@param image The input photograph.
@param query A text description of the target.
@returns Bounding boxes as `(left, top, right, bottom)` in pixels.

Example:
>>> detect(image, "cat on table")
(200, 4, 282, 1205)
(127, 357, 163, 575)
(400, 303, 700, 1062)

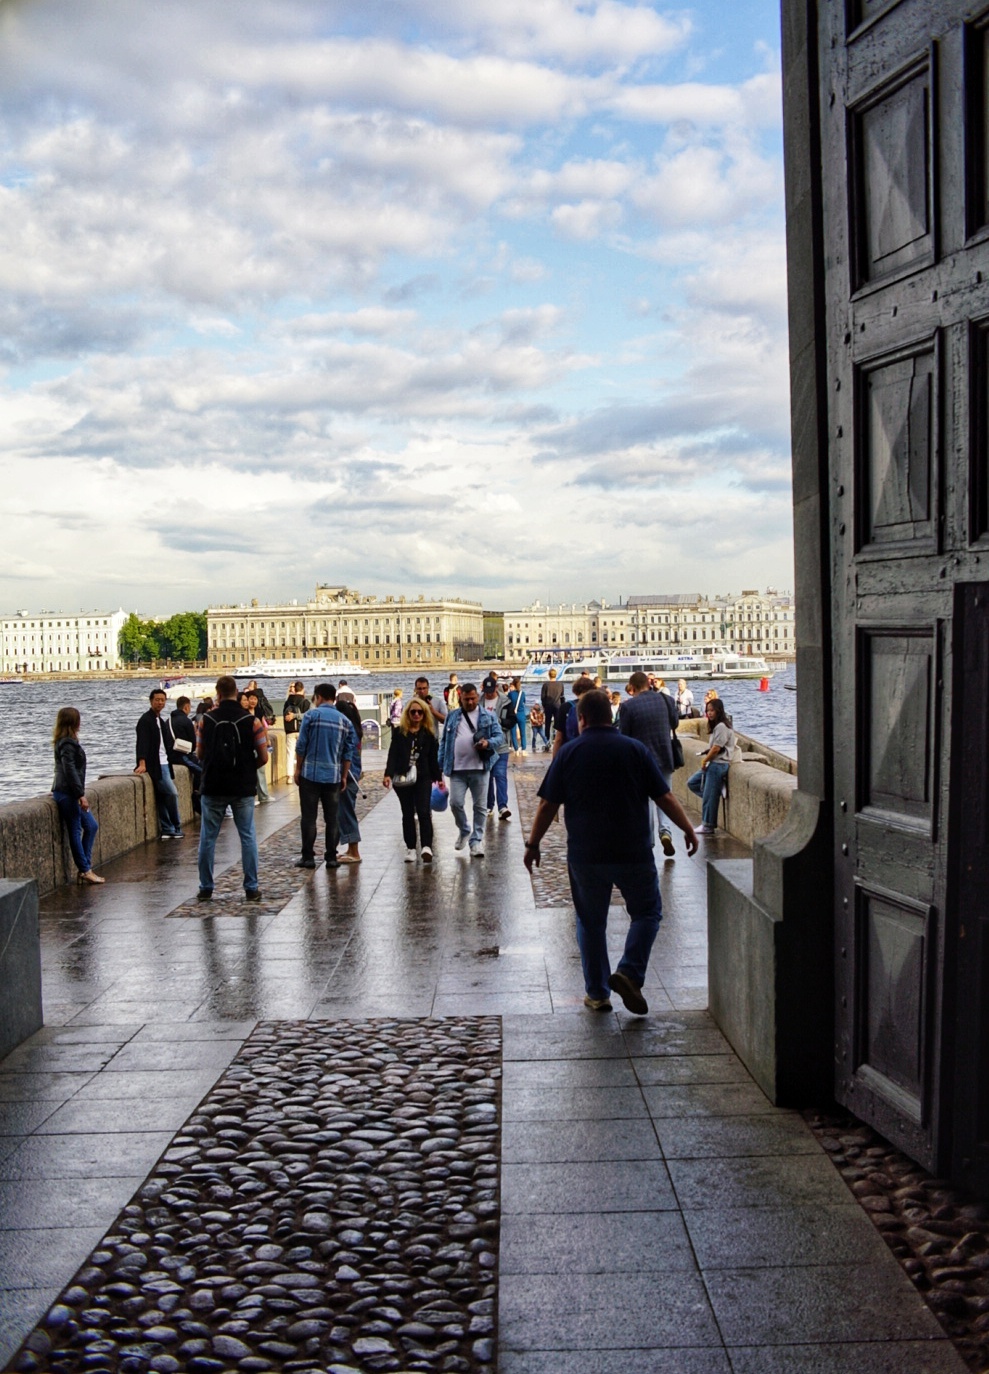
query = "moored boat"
(241, 656, 370, 679)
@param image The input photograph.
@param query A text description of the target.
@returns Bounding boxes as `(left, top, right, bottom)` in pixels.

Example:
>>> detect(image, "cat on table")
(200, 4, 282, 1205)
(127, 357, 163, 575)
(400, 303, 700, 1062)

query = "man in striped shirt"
(293, 683, 359, 870)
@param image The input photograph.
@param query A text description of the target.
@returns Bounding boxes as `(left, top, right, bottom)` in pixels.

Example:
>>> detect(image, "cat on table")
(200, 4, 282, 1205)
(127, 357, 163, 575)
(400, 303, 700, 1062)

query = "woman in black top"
(51, 706, 105, 884)
(383, 698, 442, 863)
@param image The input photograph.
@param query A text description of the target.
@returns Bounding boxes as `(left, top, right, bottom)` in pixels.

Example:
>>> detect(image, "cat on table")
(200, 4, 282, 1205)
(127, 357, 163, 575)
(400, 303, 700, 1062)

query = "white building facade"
(1, 609, 130, 674)
(207, 585, 485, 670)
(505, 590, 795, 658)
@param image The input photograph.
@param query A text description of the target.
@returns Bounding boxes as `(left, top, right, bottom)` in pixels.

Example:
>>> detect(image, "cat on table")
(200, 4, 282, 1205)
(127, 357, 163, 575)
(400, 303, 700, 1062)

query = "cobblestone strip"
(805, 1109, 989, 1372)
(169, 778, 387, 919)
(511, 755, 627, 910)
(12, 1017, 501, 1374)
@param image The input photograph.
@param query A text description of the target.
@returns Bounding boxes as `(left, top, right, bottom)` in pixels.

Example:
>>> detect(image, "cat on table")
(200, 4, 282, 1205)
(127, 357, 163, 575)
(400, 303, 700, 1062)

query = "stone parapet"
(0, 727, 290, 899)
(0, 880, 42, 1058)
(671, 730, 797, 849)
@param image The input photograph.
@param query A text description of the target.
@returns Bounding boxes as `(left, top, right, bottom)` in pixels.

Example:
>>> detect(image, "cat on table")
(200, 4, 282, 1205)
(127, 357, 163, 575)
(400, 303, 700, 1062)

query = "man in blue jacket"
(293, 683, 359, 870)
(436, 682, 504, 858)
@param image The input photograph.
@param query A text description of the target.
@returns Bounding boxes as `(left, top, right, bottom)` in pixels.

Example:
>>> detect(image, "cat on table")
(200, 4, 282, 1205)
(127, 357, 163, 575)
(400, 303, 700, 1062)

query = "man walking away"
(135, 689, 184, 839)
(619, 670, 680, 858)
(293, 684, 358, 870)
(195, 676, 268, 901)
(540, 668, 564, 747)
(524, 690, 697, 1014)
(436, 682, 504, 858)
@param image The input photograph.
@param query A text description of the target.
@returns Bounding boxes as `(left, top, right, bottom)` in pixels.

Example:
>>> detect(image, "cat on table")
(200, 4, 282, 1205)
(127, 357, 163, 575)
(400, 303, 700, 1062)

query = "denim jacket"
(437, 706, 504, 775)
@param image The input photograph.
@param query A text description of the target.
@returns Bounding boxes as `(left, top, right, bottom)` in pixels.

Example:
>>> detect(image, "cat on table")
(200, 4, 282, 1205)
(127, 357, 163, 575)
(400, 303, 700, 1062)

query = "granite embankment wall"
(0, 729, 290, 898)
(673, 719, 797, 847)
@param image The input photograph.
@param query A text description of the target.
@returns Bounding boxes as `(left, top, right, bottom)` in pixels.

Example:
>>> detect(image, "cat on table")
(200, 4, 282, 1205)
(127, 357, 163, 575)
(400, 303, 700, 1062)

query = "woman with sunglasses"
(383, 696, 443, 862)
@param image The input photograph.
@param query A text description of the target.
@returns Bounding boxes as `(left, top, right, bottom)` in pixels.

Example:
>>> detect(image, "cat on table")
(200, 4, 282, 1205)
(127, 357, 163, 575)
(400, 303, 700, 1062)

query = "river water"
(0, 663, 797, 805)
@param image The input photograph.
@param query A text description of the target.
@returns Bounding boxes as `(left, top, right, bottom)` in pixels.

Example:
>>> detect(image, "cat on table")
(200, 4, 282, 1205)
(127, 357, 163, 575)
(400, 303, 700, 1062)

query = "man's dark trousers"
(299, 778, 340, 862)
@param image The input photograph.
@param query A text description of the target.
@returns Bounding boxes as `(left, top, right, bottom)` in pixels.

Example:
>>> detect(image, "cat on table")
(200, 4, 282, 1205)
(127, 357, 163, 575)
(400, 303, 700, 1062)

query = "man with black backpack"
(195, 675, 269, 902)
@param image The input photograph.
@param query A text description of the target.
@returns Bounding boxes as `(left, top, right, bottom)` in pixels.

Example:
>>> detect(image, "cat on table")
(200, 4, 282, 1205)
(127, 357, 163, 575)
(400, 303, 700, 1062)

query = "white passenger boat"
(603, 653, 706, 683)
(520, 654, 609, 686)
(241, 656, 370, 679)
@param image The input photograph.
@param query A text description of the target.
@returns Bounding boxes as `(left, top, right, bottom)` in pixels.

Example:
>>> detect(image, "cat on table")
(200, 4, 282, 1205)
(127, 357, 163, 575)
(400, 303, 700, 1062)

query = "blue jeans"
(198, 795, 259, 893)
(567, 857, 662, 1000)
(338, 773, 361, 846)
(688, 761, 729, 828)
(52, 791, 98, 873)
(153, 769, 182, 835)
(529, 723, 549, 752)
(510, 719, 527, 750)
(449, 771, 488, 846)
(486, 752, 509, 810)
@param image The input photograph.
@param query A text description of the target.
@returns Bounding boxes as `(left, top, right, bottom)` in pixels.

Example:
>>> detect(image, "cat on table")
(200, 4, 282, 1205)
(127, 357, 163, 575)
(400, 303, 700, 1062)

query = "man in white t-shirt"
(436, 683, 505, 857)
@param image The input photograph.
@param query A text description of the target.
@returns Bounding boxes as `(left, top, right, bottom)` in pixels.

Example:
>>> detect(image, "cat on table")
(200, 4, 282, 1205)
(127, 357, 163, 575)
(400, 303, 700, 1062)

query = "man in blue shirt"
(524, 689, 697, 1014)
(293, 683, 359, 870)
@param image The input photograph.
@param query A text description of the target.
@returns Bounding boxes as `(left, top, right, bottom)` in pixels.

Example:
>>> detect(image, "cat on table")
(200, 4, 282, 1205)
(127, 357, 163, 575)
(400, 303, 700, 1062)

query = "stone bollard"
(0, 879, 43, 1058)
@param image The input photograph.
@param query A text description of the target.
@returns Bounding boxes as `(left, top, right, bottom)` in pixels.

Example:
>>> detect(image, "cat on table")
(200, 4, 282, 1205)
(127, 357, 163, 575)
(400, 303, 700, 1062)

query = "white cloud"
(551, 199, 624, 240)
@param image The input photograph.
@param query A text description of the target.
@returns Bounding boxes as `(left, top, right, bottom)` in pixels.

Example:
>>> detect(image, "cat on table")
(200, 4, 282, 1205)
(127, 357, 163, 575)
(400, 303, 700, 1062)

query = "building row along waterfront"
(1, 609, 129, 674)
(206, 585, 485, 669)
(504, 589, 795, 658)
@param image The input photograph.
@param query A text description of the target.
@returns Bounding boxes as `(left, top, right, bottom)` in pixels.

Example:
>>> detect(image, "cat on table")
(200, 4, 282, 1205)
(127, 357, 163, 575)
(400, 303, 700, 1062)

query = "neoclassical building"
(504, 590, 795, 658)
(1, 609, 129, 674)
(206, 585, 485, 670)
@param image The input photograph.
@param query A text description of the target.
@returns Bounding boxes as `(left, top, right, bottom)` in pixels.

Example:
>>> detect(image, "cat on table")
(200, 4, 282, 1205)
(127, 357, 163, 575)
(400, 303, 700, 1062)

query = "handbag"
(392, 763, 417, 788)
(431, 781, 449, 812)
(671, 734, 685, 770)
(172, 737, 192, 755)
(392, 738, 419, 788)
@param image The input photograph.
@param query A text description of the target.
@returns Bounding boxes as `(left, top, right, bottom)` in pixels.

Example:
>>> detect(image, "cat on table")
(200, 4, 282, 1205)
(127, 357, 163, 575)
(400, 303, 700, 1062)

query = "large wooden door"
(819, 0, 989, 1171)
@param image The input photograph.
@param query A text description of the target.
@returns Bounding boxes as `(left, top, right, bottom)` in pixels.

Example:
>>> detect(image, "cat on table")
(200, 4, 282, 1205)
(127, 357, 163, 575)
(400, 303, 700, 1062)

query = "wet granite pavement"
(0, 753, 969, 1372)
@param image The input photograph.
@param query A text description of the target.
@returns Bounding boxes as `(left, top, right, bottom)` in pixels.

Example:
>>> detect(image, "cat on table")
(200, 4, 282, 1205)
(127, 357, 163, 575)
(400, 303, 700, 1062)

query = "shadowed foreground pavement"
(0, 756, 965, 1372)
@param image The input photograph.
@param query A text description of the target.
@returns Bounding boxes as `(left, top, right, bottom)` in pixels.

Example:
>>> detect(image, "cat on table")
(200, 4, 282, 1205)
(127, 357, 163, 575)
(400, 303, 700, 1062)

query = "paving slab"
(0, 767, 969, 1373)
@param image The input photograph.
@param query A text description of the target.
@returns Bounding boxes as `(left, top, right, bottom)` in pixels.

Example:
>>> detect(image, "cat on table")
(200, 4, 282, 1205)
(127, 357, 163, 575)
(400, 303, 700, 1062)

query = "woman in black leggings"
(383, 697, 442, 863)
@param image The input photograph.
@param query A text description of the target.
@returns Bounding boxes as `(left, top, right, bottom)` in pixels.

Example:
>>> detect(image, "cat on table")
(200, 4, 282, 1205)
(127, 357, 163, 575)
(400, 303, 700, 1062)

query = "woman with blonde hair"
(389, 687, 404, 727)
(51, 707, 105, 885)
(383, 697, 443, 862)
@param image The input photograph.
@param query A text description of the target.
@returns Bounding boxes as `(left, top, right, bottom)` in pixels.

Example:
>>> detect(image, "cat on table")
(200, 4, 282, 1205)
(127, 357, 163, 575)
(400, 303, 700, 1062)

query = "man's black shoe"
(197, 889, 213, 902)
(325, 858, 341, 869)
(245, 889, 262, 902)
(293, 858, 316, 869)
(609, 970, 648, 1016)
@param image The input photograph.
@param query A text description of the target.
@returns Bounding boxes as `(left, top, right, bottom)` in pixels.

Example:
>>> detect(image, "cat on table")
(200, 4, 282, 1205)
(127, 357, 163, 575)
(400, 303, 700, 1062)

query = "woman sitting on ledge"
(51, 707, 105, 885)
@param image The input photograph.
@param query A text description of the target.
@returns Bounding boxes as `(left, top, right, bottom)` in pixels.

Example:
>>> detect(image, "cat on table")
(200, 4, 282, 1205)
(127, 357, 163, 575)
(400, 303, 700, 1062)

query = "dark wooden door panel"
(821, 0, 989, 1171)
(948, 584, 989, 1194)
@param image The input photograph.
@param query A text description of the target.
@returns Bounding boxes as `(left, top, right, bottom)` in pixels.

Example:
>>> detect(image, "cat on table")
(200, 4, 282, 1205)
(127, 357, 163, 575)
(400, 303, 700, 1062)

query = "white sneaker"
(499, 806, 512, 821)
(455, 831, 469, 851)
(520, 749, 527, 756)
(421, 847, 433, 863)
(405, 849, 416, 862)
(469, 843, 484, 859)
(695, 824, 712, 835)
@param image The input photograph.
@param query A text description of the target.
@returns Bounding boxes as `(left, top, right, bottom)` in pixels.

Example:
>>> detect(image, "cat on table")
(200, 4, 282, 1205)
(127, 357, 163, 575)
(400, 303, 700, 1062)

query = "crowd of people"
(49, 666, 737, 1013)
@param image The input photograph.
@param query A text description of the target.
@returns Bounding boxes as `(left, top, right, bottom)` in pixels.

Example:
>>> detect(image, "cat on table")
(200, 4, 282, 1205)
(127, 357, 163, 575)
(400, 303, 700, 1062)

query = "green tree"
(159, 612, 206, 661)
(118, 613, 149, 663)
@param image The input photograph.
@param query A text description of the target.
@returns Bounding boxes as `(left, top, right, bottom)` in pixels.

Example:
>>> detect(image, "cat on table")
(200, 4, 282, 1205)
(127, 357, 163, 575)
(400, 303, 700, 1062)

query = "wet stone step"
(9, 1016, 501, 1374)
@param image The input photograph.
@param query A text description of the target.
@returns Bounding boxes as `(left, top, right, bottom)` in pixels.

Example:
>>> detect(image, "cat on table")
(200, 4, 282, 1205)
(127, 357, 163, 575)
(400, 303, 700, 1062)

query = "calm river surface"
(0, 663, 797, 806)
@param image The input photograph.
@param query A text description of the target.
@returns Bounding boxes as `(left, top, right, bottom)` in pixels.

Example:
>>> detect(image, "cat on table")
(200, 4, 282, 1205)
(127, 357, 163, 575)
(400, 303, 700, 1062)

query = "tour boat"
(241, 657, 370, 679)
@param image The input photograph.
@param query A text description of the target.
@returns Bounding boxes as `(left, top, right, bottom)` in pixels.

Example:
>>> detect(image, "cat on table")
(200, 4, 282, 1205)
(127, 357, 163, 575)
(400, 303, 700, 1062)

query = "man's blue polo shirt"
(538, 726, 668, 864)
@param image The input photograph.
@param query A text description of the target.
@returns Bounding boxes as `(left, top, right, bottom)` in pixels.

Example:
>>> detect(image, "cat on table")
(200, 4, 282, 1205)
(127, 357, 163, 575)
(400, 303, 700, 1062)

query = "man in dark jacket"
(540, 669, 565, 746)
(195, 676, 269, 901)
(135, 688, 183, 839)
(524, 689, 697, 1015)
(619, 670, 680, 857)
(170, 695, 202, 813)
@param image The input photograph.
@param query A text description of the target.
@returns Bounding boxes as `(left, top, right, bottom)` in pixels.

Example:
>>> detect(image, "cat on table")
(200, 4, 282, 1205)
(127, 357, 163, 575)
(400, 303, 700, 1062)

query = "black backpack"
(204, 710, 251, 777)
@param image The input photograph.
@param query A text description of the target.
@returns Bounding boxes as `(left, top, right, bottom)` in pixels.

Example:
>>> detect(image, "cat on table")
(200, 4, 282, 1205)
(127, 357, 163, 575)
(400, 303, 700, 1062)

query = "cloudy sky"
(0, 0, 790, 615)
